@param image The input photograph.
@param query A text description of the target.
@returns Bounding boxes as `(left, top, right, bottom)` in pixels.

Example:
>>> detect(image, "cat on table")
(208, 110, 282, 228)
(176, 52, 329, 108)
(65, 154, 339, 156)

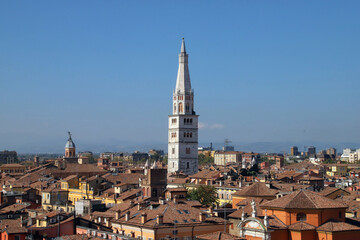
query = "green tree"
(187, 185, 218, 206)
(198, 154, 214, 165)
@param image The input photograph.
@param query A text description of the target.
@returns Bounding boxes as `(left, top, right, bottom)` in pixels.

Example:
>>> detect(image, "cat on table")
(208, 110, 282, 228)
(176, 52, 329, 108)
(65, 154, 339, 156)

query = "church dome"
(65, 139, 75, 149)
(65, 132, 76, 149)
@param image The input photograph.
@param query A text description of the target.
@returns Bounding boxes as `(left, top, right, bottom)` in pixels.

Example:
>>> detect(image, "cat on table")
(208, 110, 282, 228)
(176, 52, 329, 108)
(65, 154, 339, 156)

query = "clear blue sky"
(1, 1, 360, 152)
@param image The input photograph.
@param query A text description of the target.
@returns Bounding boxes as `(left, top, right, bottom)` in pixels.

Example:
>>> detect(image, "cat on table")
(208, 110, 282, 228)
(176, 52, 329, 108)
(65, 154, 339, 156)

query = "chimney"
(199, 212, 206, 222)
(141, 212, 147, 224)
(291, 186, 295, 192)
(130, 200, 135, 207)
(105, 218, 110, 227)
(137, 203, 141, 211)
(125, 211, 130, 222)
(156, 214, 163, 225)
(159, 197, 165, 205)
(115, 210, 121, 220)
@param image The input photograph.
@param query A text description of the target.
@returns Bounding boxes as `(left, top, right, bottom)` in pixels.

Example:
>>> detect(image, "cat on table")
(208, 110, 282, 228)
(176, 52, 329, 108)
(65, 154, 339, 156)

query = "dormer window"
(296, 212, 307, 221)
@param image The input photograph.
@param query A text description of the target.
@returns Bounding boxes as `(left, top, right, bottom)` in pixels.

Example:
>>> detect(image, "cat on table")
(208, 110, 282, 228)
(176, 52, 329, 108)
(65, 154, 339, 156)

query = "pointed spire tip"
(180, 38, 186, 53)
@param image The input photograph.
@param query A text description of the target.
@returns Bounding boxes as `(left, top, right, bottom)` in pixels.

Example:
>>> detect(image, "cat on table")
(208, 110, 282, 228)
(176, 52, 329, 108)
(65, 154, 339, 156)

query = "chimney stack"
(141, 212, 147, 224)
(115, 210, 121, 220)
(125, 211, 130, 222)
(156, 214, 163, 225)
(199, 212, 206, 222)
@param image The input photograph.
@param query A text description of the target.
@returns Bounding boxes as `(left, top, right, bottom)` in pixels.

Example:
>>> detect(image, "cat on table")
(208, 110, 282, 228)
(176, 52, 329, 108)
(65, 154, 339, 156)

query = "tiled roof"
(232, 182, 278, 198)
(0, 219, 27, 234)
(276, 171, 303, 180)
(271, 183, 310, 192)
(260, 190, 348, 210)
(190, 169, 221, 179)
(165, 187, 187, 192)
(317, 221, 360, 232)
(229, 197, 268, 218)
(196, 231, 244, 240)
(0, 203, 28, 214)
(102, 173, 143, 185)
(319, 187, 349, 197)
(288, 221, 316, 231)
(111, 200, 225, 228)
(61, 164, 107, 173)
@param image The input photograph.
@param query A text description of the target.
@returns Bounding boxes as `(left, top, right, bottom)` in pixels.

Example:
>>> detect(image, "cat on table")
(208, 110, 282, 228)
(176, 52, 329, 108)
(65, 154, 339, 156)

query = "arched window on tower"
(179, 103, 183, 113)
(174, 103, 176, 113)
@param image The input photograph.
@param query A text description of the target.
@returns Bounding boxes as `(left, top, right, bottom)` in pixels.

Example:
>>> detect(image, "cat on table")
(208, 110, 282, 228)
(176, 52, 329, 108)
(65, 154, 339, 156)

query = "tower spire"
(181, 38, 186, 53)
(175, 38, 191, 94)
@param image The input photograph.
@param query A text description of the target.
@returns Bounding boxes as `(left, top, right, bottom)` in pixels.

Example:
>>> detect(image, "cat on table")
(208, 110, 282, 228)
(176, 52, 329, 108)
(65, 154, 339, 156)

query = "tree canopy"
(187, 185, 218, 206)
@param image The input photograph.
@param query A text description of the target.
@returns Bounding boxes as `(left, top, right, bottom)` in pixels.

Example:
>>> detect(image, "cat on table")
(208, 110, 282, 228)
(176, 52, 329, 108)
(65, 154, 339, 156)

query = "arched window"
(187, 162, 190, 169)
(179, 103, 183, 113)
(296, 213, 307, 221)
(174, 103, 176, 112)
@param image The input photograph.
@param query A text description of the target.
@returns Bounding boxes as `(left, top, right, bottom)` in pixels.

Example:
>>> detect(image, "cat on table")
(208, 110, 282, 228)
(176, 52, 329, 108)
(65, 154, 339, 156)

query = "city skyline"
(1, 1, 360, 152)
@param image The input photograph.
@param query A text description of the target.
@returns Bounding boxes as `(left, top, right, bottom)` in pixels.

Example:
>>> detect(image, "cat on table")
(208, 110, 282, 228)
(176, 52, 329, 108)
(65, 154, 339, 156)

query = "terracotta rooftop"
(232, 182, 278, 198)
(102, 173, 144, 185)
(319, 187, 350, 198)
(111, 200, 225, 228)
(196, 231, 244, 240)
(260, 190, 348, 210)
(288, 221, 316, 231)
(317, 221, 360, 232)
(190, 169, 221, 179)
(0, 164, 25, 168)
(165, 187, 187, 192)
(229, 197, 268, 218)
(0, 219, 27, 234)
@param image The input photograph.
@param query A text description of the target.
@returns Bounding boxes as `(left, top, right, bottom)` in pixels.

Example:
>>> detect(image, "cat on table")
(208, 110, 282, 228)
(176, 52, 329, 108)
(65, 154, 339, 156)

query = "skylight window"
(183, 210, 189, 214)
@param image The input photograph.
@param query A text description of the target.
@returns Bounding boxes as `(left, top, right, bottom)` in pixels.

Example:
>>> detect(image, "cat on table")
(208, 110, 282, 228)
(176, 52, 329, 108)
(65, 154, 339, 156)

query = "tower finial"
(181, 38, 186, 53)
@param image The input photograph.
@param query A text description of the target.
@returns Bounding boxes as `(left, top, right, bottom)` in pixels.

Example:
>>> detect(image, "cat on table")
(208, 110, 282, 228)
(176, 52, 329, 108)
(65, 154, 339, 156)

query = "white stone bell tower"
(168, 38, 199, 175)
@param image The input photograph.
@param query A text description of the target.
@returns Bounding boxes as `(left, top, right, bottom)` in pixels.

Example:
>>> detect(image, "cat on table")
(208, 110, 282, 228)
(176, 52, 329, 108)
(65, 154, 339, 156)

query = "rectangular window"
(186, 148, 190, 154)
(172, 148, 175, 154)
(172, 118, 177, 124)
